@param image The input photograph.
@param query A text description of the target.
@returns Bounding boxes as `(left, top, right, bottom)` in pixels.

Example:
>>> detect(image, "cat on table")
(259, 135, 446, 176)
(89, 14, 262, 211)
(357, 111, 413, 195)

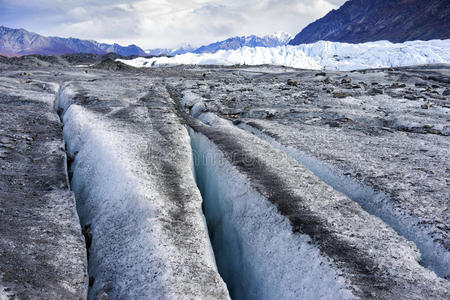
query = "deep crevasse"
(56, 83, 230, 299)
(58, 80, 352, 300)
(237, 122, 450, 279)
(189, 128, 354, 300)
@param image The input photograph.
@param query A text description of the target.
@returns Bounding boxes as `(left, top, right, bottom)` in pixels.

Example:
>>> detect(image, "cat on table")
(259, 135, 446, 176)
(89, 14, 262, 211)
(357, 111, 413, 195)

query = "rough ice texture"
(185, 114, 449, 299)
(190, 128, 354, 300)
(238, 121, 450, 279)
(58, 79, 229, 299)
(169, 65, 450, 281)
(0, 73, 87, 299)
(0, 60, 448, 299)
(118, 39, 450, 71)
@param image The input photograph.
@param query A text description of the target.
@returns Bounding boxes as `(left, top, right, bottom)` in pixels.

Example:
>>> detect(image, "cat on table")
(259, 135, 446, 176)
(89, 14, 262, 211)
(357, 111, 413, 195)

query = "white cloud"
(0, 0, 346, 48)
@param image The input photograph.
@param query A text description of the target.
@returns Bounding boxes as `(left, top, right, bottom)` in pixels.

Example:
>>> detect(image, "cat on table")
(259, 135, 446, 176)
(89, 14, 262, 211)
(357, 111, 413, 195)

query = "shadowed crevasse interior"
(55, 82, 231, 300)
(188, 127, 352, 300)
(237, 122, 449, 279)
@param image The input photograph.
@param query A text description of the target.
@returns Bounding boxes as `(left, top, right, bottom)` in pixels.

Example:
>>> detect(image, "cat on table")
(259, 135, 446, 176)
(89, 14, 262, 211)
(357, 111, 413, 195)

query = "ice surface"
(185, 113, 449, 299)
(1, 61, 448, 298)
(0, 283, 10, 300)
(190, 128, 354, 300)
(57, 82, 229, 299)
(0, 74, 87, 299)
(118, 39, 450, 71)
(173, 65, 450, 280)
(238, 122, 450, 279)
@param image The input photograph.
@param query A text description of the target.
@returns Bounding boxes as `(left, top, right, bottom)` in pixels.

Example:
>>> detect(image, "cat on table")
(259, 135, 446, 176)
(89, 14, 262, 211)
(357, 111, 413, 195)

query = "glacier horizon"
(144, 32, 293, 56)
(118, 39, 450, 71)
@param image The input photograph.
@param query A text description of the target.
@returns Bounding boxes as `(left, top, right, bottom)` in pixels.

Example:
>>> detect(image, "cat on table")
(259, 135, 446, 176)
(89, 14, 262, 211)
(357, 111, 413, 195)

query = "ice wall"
(118, 39, 450, 71)
(181, 93, 449, 298)
(190, 128, 353, 300)
(57, 83, 230, 299)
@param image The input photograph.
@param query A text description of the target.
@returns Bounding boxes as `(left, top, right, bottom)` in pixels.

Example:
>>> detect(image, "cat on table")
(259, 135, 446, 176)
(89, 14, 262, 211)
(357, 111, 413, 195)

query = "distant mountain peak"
(266, 32, 293, 43)
(289, 0, 450, 45)
(146, 43, 196, 56)
(192, 32, 293, 54)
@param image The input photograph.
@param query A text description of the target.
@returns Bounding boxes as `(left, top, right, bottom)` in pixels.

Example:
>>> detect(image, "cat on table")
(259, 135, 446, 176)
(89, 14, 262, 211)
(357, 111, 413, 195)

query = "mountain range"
(146, 44, 196, 56)
(192, 32, 293, 54)
(289, 0, 450, 45)
(0, 26, 146, 56)
(0, 25, 292, 57)
(147, 32, 293, 56)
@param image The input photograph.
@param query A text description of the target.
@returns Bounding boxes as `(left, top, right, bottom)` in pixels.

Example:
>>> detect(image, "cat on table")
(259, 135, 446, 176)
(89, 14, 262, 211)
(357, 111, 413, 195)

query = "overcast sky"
(0, 0, 346, 49)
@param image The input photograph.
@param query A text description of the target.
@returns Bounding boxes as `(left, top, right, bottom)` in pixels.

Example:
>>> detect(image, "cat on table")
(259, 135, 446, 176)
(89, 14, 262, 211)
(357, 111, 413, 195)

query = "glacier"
(1, 54, 449, 299)
(174, 66, 450, 281)
(118, 39, 450, 71)
(190, 128, 353, 300)
(237, 122, 450, 279)
(183, 107, 449, 299)
(57, 81, 229, 299)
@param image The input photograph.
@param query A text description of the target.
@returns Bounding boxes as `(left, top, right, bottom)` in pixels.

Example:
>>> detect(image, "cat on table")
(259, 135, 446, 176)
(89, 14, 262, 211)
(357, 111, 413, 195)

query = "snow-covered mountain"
(145, 44, 196, 56)
(193, 32, 293, 54)
(145, 32, 293, 56)
(0, 26, 146, 56)
(118, 39, 450, 71)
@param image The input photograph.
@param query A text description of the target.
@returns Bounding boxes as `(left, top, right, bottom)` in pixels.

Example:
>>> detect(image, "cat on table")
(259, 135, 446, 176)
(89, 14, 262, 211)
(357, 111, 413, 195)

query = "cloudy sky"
(0, 0, 346, 49)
